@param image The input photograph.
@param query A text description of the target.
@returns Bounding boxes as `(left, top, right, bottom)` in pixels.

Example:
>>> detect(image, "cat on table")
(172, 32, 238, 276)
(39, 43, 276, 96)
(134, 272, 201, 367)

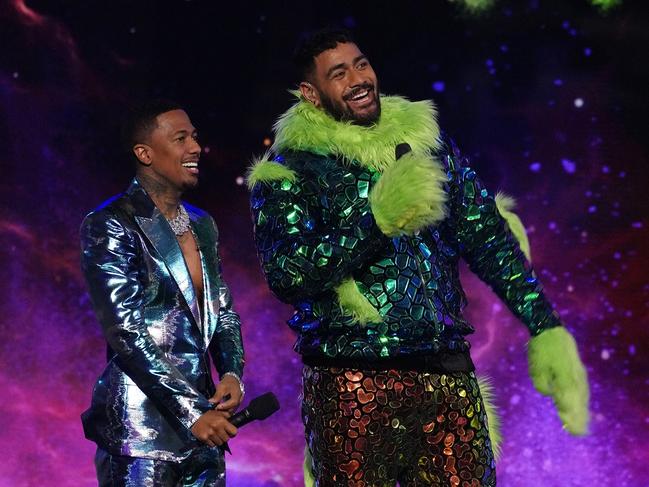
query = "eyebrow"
(326, 55, 368, 78)
(172, 128, 197, 136)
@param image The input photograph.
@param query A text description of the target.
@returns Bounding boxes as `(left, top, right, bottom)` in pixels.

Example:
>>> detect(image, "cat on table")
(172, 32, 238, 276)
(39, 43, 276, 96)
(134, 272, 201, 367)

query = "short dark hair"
(293, 28, 356, 81)
(121, 99, 183, 160)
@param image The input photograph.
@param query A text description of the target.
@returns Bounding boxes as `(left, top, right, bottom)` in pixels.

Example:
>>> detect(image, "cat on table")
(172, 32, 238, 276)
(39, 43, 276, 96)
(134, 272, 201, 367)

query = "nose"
(189, 137, 201, 154)
(348, 69, 364, 87)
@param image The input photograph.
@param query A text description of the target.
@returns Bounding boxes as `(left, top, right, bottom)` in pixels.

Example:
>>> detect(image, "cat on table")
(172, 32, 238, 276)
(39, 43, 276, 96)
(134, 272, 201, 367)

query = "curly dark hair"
(293, 27, 356, 81)
(121, 99, 184, 161)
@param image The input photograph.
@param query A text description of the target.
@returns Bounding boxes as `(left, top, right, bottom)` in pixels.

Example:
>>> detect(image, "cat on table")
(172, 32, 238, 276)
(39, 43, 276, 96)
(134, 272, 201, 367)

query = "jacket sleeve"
(207, 217, 245, 379)
(80, 210, 213, 436)
(250, 159, 388, 303)
(445, 147, 562, 336)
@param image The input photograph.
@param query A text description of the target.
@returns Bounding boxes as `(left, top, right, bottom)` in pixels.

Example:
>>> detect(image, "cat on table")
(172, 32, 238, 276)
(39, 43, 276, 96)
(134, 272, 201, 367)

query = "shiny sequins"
(302, 366, 496, 486)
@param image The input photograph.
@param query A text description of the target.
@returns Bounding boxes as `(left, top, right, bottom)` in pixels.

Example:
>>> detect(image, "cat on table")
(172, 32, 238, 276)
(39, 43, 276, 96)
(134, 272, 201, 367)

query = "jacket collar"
(128, 178, 203, 329)
(272, 93, 441, 172)
(189, 214, 220, 345)
(127, 178, 157, 218)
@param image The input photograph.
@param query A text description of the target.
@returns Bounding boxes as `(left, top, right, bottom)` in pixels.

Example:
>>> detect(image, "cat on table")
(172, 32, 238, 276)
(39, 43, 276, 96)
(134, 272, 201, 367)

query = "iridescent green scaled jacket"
(249, 95, 560, 362)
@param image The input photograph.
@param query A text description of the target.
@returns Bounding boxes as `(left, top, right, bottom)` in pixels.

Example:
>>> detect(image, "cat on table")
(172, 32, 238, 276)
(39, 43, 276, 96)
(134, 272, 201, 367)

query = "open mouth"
(345, 87, 375, 108)
(181, 161, 199, 175)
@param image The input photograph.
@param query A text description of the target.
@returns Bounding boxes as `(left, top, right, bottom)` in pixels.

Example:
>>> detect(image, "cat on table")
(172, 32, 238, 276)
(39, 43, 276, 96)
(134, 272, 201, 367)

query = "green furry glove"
(335, 277, 382, 325)
(368, 152, 448, 237)
(528, 326, 590, 435)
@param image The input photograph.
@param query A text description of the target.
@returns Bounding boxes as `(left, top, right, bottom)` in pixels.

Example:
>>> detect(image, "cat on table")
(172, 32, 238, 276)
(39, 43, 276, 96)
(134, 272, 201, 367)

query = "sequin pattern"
(302, 366, 496, 486)
(250, 140, 560, 361)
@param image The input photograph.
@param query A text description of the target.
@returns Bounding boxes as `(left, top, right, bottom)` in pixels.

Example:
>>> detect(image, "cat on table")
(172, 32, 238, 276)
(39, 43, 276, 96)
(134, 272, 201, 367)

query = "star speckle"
(562, 158, 577, 173)
(432, 81, 445, 92)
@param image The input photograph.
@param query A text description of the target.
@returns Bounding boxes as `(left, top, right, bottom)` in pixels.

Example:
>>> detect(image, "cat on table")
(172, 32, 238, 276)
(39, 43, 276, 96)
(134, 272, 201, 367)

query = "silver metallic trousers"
(95, 447, 225, 487)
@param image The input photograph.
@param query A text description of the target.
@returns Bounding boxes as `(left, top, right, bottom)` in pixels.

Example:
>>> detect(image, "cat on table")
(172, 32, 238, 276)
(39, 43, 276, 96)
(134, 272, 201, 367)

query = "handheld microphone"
(395, 142, 412, 160)
(229, 392, 280, 428)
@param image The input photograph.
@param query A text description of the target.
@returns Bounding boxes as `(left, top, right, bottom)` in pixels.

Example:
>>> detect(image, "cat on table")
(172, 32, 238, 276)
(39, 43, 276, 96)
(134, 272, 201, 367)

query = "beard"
(319, 82, 381, 126)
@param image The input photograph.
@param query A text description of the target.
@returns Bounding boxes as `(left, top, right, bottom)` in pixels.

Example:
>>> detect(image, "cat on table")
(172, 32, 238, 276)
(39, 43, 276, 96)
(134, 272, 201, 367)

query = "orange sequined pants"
(302, 366, 496, 487)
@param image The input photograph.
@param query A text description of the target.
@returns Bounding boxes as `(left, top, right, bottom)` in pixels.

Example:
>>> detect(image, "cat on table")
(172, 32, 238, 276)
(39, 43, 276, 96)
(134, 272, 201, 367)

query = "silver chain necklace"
(167, 204, 191, 236)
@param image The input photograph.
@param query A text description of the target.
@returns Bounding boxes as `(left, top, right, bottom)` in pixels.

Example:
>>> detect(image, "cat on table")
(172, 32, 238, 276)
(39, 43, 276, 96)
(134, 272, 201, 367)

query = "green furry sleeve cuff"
(495, 192, 531, 261)
(246, 154, 297, 189)
(528, 326, 590, 435)
(334, 277, 382, 326)
(368, 152, 448, 237)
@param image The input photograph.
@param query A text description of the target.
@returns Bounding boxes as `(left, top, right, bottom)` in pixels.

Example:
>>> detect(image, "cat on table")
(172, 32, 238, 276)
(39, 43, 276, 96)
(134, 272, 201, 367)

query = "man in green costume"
(248, 29, 589, 486)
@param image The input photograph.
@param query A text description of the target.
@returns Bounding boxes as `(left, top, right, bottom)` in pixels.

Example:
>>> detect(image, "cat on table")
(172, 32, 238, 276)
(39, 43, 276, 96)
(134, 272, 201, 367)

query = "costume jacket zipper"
(406, 235, 437, 324)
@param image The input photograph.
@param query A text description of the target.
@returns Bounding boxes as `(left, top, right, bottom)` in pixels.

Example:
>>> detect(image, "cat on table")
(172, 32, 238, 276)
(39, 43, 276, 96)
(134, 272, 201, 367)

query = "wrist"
(222, 371, 245, 398)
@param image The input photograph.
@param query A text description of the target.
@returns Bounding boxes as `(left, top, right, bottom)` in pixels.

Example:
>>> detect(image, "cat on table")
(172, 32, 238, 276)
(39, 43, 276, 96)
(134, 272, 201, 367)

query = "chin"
(349, 99, 381, 126)
(352, 108, 380, 126)
(182, 179, 199, 191)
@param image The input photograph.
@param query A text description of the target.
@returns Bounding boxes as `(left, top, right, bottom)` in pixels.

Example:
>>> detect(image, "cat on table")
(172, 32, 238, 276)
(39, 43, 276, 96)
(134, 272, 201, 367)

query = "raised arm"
(250, 157, 387, 303)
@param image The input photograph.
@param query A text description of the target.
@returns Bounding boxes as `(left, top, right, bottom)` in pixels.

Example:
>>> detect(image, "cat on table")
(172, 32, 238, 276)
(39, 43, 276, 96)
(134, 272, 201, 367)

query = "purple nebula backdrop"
(1, 1, 648, 486)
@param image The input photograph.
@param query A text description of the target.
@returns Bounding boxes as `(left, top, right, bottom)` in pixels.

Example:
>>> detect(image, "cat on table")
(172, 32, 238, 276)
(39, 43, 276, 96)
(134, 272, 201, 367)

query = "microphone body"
(219, 392, 279, 453)
(395, 142, 412, 160)
(229, 409, 254, 428)
(228, 392, 280, 429)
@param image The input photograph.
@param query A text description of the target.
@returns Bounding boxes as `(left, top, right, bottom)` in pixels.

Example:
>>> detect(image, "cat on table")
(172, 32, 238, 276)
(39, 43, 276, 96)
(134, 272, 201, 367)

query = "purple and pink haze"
(1, 1, 648, 486)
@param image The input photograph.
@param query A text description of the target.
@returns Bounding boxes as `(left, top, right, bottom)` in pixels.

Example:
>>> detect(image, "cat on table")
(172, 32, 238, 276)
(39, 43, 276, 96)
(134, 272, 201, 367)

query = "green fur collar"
(272, 94, 441, 172)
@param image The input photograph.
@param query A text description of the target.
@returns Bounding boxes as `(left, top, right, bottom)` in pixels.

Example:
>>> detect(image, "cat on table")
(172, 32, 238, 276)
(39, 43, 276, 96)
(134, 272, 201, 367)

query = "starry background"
(1, 0, 648, 486)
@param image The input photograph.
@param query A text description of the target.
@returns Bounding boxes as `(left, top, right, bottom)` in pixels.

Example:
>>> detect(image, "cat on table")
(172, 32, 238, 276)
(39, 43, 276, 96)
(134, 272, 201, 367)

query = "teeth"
(352, 90, 369, 100)
(182, 162, 198, 168)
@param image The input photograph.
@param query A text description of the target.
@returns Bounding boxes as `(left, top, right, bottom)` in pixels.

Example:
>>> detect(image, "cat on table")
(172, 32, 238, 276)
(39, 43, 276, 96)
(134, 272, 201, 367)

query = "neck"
(137, 172, 183, 218)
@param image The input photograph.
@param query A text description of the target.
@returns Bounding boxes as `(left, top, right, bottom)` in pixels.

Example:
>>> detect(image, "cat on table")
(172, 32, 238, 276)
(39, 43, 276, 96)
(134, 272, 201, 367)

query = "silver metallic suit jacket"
(80, 179, 244, 461)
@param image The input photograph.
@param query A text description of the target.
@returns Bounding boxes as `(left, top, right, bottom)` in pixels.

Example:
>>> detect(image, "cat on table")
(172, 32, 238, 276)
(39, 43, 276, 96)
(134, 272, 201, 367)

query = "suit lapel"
(128, 180, 202, 329)
(191, 213, 219, 345)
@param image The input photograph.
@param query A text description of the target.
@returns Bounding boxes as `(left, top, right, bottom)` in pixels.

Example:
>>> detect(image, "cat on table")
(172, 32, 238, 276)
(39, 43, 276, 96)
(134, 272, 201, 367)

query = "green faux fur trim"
(528, 326, 590, 435)
(477, 376, 502, 459)
(273, 93, 441, 173)
(246, 152, 297, 189)
(304, 446, 315, 487)
(335, 277, 382, 325)
(495, 192, 531, 261)
(369, 151, 448, 236)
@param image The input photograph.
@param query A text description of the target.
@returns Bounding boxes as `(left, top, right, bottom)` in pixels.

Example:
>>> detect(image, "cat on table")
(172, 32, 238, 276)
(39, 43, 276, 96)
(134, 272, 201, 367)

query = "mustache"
(343, 83, 375, 101)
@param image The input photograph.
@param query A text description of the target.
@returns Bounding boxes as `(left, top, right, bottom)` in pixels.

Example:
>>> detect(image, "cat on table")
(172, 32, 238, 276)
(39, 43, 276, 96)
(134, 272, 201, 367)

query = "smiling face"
(299, 42, 380, 126)
(133, 109, 202, 194)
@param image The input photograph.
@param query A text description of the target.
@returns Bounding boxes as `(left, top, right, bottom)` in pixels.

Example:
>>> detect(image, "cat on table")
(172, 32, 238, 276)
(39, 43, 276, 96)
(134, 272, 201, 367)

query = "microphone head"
(247, 392, 280, 421)
(395, 143, 412, 160)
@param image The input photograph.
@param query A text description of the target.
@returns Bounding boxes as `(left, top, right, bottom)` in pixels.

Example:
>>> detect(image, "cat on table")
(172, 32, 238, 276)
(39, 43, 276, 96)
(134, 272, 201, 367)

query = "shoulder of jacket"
(183, 202, 209, 220)
(246, 151, 303, 189)
(81, 192, 137, 231)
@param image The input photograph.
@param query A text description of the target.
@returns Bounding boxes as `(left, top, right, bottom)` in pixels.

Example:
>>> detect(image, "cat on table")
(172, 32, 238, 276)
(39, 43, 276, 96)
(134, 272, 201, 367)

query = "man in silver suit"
(80, 100, 245, 486)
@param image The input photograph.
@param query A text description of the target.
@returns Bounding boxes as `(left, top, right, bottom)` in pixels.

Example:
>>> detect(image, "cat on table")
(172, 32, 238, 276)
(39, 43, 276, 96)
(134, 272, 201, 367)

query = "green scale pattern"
(250, 139, 560, 361)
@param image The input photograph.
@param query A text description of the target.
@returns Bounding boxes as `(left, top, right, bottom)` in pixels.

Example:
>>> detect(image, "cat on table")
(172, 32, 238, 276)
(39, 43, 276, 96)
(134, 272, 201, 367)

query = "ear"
(133, 144, 152, 166)
(299, 82, 321, 108)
